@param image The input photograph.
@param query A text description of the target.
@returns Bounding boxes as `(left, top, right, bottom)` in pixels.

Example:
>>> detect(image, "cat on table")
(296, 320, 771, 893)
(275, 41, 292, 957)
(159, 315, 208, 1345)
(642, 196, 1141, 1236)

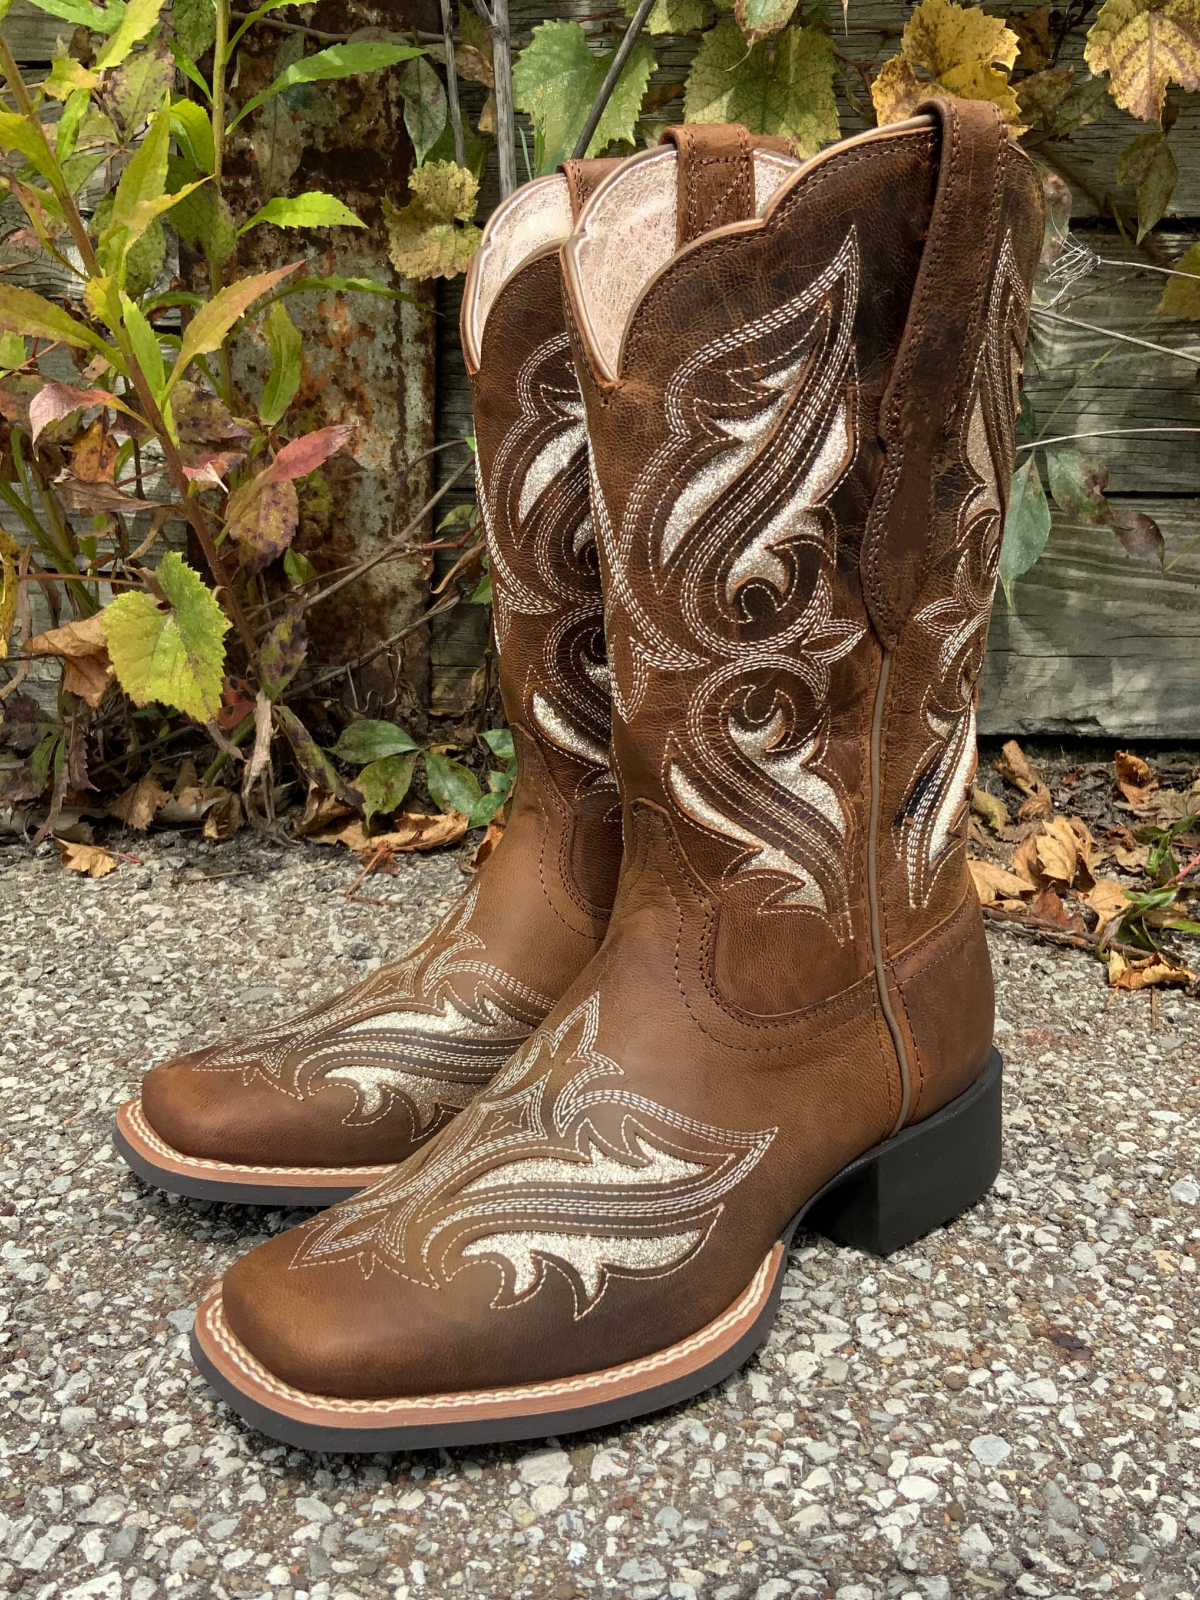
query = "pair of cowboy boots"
(116, 101, 1042, 1451)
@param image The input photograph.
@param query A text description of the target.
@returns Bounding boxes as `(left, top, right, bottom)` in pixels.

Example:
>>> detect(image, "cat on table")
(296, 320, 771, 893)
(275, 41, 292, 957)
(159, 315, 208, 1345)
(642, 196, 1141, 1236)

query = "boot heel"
(803, 1049, 1003, 1257)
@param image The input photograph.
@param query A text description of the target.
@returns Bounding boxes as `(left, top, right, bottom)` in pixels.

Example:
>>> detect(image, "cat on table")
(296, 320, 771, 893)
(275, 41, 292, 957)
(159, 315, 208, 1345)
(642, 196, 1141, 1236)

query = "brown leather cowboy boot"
(112, 161, 624, 1206)
(190, 104, 1041, 1447)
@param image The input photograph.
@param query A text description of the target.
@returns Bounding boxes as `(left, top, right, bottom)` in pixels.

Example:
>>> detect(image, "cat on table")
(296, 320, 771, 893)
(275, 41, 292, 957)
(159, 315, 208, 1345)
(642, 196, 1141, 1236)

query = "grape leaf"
(1085, 0, 1200, 123)
(871, 0, 1023, 130)
(383, 161, 482, 281)
(513, 20, 655, 173)
(684, 21, 838, 154)
(101, 551, 230, 721)
(622, 0, 707, 38)
(734, 0, 799, 46)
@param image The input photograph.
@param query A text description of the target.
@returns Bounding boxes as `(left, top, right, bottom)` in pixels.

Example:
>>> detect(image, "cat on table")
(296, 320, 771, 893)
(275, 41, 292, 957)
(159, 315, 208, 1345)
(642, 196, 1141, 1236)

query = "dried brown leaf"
(202, 789, 243, 840)
(1085, 877, 1132, 935)
(470, 819, 505, 870)
(995, 738, 1053, 818)
(108, 774, 170, 830)
(969, 858, 1037, 905)
(1107, 950, 1196, 990)
(366, 810, 470, 855)
(26, 613, 113, 707)
(1114, 747, 1158, 809)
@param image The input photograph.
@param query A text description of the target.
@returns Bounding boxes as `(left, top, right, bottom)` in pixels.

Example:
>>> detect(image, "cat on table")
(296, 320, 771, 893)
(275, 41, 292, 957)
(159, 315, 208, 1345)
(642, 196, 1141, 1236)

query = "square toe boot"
(190, 106, 1043, 1449)
(113, 161, 625, 1207)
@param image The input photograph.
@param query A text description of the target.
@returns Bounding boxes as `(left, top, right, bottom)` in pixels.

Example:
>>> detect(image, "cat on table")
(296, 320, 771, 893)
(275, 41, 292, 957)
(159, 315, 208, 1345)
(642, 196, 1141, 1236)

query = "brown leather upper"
(219, 108, 1042, 1398)
(139, 167, 623, 1173)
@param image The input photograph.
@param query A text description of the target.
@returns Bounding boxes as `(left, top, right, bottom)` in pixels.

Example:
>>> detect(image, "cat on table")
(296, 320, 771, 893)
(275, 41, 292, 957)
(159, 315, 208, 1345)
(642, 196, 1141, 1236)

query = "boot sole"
(112, 1099, 389, 1207)
(190, 1048, 1002, 1451)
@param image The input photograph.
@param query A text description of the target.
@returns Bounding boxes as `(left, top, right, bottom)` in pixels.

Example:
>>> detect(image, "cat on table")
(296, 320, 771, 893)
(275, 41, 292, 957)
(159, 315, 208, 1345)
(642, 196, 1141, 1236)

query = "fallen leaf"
(108, 775, 170, 830)
(310, 818, 371, 850)
(1153, 787, 1195, 822)
(365, 810, 470, 855)
(1029, 885, 1087, 932)
(1011, 832, 1047, 888)
(969, 858, 1036, 904)
(1107, 949, 1196, 989)
(295, 790, 355, 836)
(158, 785, 224, 825)
(57, 838, 117, 878)
(994, 738, 1053, 819)
(971, 786, 1009, 833)
(202, 789, 243, 840)
(1085, 878, 1132, 936)
(1035, 816, 1079, 883)
(71, 416, 119, 483)
(470, 819, 505, 870)
(26, 613, 114, 707)
(1114, 748, 1158, 808)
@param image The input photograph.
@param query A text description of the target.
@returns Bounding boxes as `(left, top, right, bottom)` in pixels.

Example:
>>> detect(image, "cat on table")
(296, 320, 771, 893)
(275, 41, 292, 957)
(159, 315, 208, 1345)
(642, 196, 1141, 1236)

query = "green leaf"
(170, 98, 215, 175)
(0, 332, 26, 368)
(1137, 137, 1177, 241)
(45, 56, 100, 100)
(480, 726, 515, 763)
(468, 571, 491, 603)
(274, 273, 415, 303)
(735, 0, 798, 44)
(170, 38, 213, 102)
(55, 88, 91, 166)
(0, 110, 60, 186)
(174, 0, 216, 60)
(684, 21, 838, 154)
(100, 551, 230, 721)
(23, 0, 115, 31)
(333, 718, 418, 764)
(237, 191, 366, 236)
(96, 0, 167, 70)
(622, 0, 707, 34)
(357, 750, 418, 825)
(259, 301, 302, 426)
(0, 283, 112, 356)
(275, 703, 361, 804)
(399, 56, 448, 166)
(165, 162, 236, 269)
(468, 787, 508, 827)
(1046, 448, 1109, 523)
(169, 261, 302, 390)
(999, 455, 1051, 606)
(512, 20, 655, 173)
(228, 0, 318, 53)
(283, 546, 316, 586)
(121, 292, 165, 398)
(424, 749, 482, 816)
(258, 608, 307, 700)
(228, 41, 425, 132)
(1156, 239, 1200, 319)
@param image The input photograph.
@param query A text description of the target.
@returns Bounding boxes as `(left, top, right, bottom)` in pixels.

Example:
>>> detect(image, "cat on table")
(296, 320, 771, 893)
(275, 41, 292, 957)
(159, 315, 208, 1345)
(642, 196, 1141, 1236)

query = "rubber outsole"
(112, 1099, 388, 1207)
(190, 1049, 1003, 1452)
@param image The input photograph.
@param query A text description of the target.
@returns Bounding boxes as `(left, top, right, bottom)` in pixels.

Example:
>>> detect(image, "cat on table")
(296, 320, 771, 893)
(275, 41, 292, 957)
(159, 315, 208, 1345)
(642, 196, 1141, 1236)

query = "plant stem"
(441, 0, 466, 169)
(571, 0, 653, 161)
(211, 0, 236, 407)
(474, 0, 516, 197)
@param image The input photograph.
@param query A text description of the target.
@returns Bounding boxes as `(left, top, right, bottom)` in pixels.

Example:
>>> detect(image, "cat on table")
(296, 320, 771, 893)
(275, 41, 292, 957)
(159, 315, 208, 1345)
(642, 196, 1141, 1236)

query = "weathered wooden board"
(980, 500, 1200, 739)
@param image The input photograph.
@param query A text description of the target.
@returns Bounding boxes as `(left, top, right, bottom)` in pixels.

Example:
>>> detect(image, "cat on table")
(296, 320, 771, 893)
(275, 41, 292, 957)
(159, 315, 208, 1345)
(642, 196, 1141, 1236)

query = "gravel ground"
(2, 830, 1199, 1600)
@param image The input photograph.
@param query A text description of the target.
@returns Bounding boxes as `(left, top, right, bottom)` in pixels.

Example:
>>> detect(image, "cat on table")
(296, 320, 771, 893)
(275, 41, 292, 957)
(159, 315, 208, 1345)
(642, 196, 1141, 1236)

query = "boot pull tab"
(860, 96, 1009, 652)
(560, 157, 625, 222)
(658, 123, 759, 247)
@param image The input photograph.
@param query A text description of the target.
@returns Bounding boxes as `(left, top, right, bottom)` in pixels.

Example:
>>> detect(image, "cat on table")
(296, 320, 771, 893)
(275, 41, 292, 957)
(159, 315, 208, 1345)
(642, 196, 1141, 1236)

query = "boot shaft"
(563, 106, 1041, 1020)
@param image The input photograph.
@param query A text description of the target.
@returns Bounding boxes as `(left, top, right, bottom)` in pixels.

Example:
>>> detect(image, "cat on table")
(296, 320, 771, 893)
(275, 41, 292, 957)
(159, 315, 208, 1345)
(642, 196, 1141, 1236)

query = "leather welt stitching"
(203, 1251, 775, 1416)
(124, 1102, 388, 1182)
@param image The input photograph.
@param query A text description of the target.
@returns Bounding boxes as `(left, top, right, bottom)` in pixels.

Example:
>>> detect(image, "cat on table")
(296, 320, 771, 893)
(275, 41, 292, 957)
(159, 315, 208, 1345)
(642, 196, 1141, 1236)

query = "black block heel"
(801, 1049, 1003, 1257)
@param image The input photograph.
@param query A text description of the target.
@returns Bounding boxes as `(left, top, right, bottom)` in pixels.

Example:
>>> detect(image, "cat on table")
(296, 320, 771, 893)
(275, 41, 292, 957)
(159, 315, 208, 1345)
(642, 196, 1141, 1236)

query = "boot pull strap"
(560, 157, 625, 221)
(860, 96, 1008, 651)
(659, 122, 757, 247)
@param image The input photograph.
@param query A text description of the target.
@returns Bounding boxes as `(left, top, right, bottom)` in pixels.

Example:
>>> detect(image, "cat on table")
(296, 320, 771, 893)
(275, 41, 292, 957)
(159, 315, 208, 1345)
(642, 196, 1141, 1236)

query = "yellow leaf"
(970, 785, 1010, 833)
(1085, 878, 1131, 935)
(57, 839, 118, 878)
(1085, 0, 1200, 123)
(871, 0, 1024, 130)
(383, 162, 482, 283)
(0, 524, 17, 660)
(1035, 815, 1080, 884)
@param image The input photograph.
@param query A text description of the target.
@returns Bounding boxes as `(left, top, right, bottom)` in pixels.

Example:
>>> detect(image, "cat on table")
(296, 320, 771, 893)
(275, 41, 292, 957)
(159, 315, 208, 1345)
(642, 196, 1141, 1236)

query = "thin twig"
(230, 10, 447, 44)
(1018, 426, 1200, 451)
(301, 588, 464, 691)
(571, 0, 654, 161)
(473, 0, 516, 198)
(300, 455, 475, 615)
(1034, 308, 1200, 367)
(982, 903, 1185, 964)
(441, 0, 466, 169)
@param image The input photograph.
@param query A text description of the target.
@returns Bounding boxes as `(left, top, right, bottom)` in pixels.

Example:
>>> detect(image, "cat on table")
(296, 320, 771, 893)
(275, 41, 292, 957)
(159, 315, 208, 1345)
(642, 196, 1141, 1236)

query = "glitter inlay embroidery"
(897, 233, 1029, 907)
(599, 231, 866, 932)
(291, 995, 776, 1317)
(193, 889, 553, 1139)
